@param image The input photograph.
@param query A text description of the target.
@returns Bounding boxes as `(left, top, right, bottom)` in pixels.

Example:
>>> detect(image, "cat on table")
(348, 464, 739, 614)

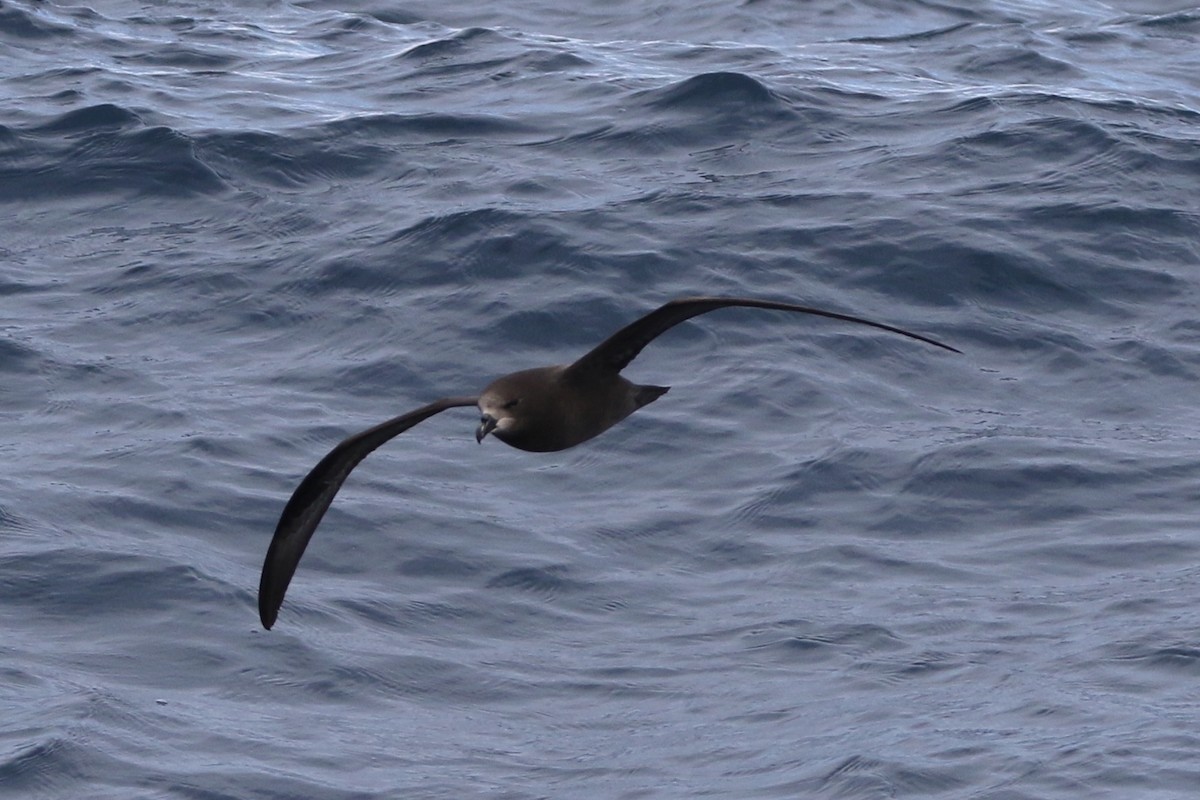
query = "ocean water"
(3, 0, 1199, 797)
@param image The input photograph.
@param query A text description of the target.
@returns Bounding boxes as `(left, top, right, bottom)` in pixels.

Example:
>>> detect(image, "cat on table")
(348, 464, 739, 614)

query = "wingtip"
(258, 573, 281, 630)
(258, 599, 277, 630)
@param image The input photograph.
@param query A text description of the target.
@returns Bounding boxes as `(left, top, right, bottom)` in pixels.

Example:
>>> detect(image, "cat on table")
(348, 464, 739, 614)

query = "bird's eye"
(503, 398, 521, 409)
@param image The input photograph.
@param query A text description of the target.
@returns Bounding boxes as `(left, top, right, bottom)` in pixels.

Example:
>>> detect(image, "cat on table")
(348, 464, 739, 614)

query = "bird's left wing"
(566, 296, 961, 378)
(258, 396, 478, 630)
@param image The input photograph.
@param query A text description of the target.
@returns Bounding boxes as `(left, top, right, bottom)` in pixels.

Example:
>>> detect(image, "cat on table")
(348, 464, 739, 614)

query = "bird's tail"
(635, 385, 669, 409)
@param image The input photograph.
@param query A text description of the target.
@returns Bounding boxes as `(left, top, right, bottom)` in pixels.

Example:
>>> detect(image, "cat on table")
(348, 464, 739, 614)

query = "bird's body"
(478, 365, 667, 452)
(258, 296, 959, 629)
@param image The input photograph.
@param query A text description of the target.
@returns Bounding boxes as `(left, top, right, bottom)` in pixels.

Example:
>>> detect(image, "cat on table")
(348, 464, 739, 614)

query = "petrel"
(258, 296, 959, 629)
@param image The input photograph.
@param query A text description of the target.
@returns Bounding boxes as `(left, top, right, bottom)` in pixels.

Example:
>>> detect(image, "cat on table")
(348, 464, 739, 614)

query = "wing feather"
(567, 296, 960, 377)
(258, 396, 477, 629)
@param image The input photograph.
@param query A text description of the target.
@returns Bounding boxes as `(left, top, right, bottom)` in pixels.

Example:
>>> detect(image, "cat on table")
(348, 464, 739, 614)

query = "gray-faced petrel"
(258, 296, 960, 629)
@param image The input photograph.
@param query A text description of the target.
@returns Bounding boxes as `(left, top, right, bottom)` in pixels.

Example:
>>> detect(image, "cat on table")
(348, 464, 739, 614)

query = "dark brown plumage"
(258, 296, 959, 629)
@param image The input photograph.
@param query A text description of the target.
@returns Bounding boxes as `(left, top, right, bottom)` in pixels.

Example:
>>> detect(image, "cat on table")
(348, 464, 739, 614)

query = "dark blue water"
(3, 1, 1199, 797)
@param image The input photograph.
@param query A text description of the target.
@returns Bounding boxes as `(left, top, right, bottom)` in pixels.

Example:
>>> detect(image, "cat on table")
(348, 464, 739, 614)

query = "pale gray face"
(476, 389, 524, 443)
(474, 366, 568, 449)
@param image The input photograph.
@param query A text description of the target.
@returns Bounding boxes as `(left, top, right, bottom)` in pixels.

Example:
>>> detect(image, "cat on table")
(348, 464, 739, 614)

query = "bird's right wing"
(258, 395, 478, 630)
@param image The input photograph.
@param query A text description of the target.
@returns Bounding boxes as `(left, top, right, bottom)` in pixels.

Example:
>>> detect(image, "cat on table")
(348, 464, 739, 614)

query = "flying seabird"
(258, 296, 959, 629)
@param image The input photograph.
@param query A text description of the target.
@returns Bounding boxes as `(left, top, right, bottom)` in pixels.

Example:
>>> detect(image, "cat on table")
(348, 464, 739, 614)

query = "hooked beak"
(476, 414, 498, 444)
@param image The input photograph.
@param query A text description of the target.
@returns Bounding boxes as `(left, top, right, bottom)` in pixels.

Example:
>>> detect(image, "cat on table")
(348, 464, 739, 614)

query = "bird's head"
(475, 366, 567, 450)
(476, 391, 523, 444)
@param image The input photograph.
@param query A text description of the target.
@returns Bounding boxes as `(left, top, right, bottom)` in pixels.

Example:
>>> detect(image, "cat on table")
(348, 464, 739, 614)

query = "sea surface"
(3, 1, 1199, 797)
